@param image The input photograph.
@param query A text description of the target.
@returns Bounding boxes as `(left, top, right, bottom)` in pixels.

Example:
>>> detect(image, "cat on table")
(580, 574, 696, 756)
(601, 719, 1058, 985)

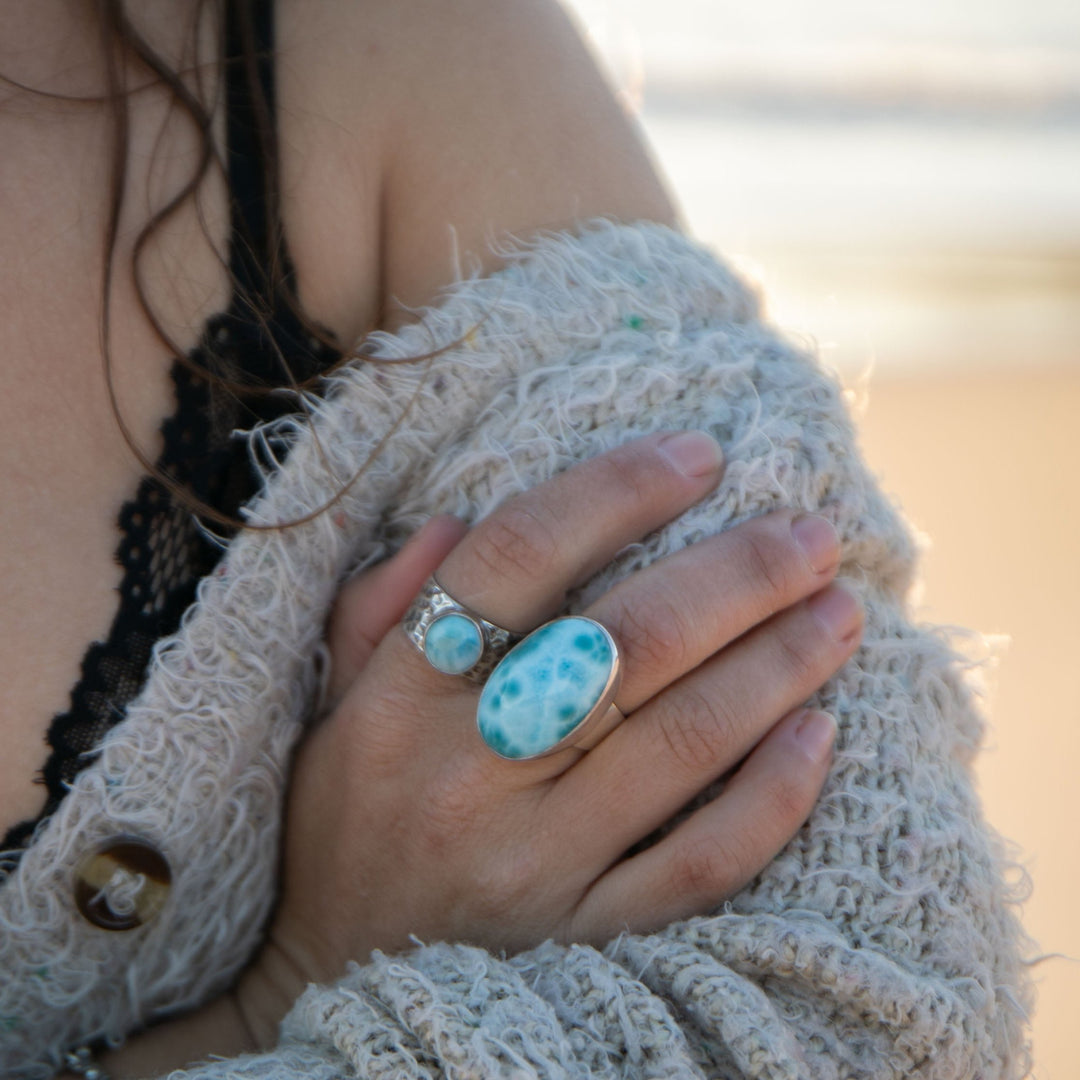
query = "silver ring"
(403, 577, 522, 682)
(477, 616, 625, 760)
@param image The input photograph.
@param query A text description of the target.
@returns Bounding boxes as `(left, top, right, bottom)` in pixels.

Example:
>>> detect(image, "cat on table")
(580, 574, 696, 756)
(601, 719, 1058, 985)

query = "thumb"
(325, 514, 468, 705)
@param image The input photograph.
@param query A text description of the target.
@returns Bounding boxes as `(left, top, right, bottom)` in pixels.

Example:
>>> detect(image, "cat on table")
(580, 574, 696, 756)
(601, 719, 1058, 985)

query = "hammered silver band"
(402, 577, 522, 682)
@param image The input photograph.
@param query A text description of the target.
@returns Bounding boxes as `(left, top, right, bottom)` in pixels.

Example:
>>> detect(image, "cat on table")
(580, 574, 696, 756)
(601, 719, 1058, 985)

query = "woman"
(0, 2, 1029, 1077)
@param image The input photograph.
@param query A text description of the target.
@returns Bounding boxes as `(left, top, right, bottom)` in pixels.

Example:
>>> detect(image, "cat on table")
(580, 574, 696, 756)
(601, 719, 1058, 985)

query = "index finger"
(436, 430, 724, 633)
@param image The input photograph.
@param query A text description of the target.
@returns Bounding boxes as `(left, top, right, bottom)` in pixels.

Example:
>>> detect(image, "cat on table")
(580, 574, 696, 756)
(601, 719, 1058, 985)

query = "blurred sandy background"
(565, 1, 1079, 1074)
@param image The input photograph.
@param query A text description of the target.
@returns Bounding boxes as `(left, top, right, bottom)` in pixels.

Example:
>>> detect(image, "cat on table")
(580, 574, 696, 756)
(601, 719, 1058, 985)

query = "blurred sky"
(560, 3, 1080, 1074)
(563, 0, 1080, 376)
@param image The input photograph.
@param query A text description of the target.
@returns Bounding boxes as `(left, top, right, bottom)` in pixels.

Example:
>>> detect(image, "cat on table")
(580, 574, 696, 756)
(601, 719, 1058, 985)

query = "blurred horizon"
(561, 2, 1079, 1074)
(571, 0, 1080, 111)
(566, 0, 1080, 378)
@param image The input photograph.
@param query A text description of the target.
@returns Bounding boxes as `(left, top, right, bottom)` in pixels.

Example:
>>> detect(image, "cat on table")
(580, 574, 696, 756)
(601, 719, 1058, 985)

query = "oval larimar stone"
(424, 612, 484, 675)
(477, 617, 616, 759)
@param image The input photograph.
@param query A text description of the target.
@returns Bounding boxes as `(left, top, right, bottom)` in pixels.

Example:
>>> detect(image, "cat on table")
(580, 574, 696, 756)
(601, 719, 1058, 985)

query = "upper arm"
(374, 0, 679, 327)
(277, 0, 679, 341)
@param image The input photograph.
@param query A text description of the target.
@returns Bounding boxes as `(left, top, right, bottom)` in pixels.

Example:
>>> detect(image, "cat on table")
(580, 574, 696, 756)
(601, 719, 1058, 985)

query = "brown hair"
(3, 1, 461, 529)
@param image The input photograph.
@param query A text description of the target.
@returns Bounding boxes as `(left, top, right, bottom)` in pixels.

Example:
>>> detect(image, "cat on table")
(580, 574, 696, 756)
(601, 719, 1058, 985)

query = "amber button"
(74, 838, 172, 931)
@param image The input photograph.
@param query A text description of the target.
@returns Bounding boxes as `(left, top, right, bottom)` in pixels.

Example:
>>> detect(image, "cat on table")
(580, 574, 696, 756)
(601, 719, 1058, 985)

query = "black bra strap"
(0, 0, 341, 875)
(219, 0, 336, 394)
(224, 0, 279, 298)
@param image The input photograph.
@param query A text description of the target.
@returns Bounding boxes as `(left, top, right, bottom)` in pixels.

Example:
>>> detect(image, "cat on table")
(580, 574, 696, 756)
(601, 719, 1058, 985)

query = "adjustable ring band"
(403, 577, 523, 682)
(477, 616, 625, 760)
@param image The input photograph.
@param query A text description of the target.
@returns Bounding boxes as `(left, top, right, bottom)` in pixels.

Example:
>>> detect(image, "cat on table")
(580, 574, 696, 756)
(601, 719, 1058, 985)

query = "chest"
(0, 11, 388, 841)
(0, 106, 230, 832)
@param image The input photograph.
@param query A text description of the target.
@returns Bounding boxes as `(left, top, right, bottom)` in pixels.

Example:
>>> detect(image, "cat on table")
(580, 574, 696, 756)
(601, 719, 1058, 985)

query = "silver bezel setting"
(403, 577, 522, 682)
(478, 616, 626, 761)
(422, 611, 484, 675)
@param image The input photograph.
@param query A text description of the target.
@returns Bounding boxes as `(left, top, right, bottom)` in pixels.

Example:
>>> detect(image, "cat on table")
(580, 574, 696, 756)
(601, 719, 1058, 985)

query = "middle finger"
(552, 579, 862, 869)
(588, 508, 842, 713)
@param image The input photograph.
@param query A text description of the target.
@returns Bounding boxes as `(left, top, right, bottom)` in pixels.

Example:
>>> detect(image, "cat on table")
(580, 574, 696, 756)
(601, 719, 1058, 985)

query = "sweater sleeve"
(0, 222, 1029, 1080)
(157, 221, 1032, 1079)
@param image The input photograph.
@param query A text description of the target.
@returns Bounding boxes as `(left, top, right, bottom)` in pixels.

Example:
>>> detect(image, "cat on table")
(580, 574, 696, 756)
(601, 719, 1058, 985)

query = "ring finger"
(586, 507, 842, 714)
(550, 579, 863, 867)
(464, 507, 845, 772)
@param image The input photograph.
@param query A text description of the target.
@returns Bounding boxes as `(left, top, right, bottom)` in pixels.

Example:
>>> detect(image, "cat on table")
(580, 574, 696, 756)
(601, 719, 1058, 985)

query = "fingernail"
(808, 583, 862, 641)
(656, 431, 724, 478)
(791, 513, 840, 574)
(795, 710, 837, 762)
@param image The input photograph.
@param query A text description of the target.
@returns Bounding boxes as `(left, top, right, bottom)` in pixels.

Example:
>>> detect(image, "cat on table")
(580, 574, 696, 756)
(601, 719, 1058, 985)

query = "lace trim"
(0, 312, 338, 867)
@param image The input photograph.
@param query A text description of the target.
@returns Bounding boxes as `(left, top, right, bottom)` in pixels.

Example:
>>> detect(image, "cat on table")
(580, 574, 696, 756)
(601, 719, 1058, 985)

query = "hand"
(238, 431, 862, 1046)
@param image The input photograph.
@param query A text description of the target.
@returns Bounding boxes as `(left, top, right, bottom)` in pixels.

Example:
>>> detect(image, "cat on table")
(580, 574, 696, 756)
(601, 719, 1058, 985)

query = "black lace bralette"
(0, 0, 340, 871)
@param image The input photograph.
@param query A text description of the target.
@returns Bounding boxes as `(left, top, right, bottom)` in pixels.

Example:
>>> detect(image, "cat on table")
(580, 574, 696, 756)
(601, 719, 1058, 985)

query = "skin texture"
(257, 437, 858, 1018)
(0, 2, 862, 1074)
(0, 0, 677, 837)
(274, 0, 681, 338)
(104, 434, 862, 1074)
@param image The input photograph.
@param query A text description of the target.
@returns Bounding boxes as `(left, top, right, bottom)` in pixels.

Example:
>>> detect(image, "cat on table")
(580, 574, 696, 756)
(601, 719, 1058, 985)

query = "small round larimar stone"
(424, 612, 484, 675)
(477, 616, 615, 759)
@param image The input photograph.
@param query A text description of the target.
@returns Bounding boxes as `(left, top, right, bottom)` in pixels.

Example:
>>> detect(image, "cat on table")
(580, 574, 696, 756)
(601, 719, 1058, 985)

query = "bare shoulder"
(276, 0, 679, 340)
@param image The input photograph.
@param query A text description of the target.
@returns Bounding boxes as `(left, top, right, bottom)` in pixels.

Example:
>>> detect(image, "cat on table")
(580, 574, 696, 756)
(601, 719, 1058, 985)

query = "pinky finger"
(571, 708, 837, 943)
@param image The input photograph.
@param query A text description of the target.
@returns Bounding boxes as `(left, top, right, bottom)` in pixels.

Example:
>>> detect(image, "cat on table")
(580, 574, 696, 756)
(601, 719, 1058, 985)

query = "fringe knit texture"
(0, 222, 1030, 1079)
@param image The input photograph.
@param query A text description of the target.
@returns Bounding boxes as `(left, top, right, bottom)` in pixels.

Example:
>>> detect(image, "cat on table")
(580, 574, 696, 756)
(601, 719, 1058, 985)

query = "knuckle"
(593, 447, 654, 506)
(761, 771, 813, 827)
(416, 757, 490, 851)
(657, 687, 736, 775)
(773, 622, 820, 684)
(614, 594, 690, 679)
(671, 836, 740, 904)
(414, 765, 547, 921)
(350, 686, 428, 774)
(470, 501, 559, 584)
(470, 840, 544, 920)
(722, 830, 766, 892)
(738, 529, 797, 599)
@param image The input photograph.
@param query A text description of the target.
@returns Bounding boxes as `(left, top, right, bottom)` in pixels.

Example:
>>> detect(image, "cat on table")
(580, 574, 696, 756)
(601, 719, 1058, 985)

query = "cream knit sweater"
(0, 221, 1030, 1079)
